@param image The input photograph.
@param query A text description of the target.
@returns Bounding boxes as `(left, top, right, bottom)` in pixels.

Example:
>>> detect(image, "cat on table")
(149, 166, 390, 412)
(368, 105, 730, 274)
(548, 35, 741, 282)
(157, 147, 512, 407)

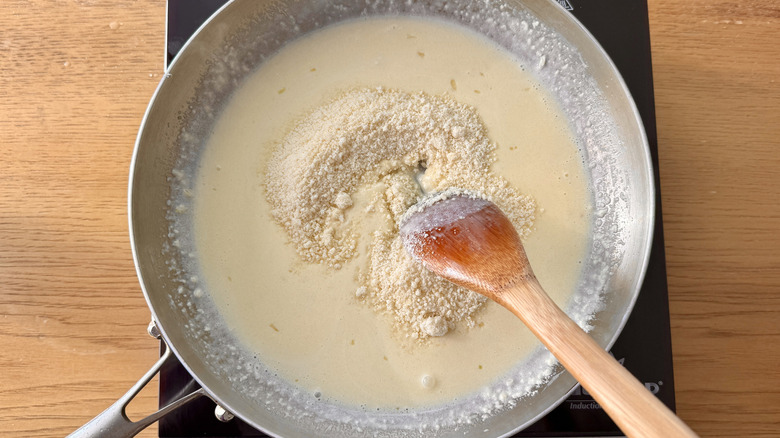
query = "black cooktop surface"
(160, 1, 674, 436)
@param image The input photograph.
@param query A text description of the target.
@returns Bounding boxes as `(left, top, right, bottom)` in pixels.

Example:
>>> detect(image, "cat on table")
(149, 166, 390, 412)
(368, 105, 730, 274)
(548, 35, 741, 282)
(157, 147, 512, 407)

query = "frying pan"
(70, 0, 654, 436)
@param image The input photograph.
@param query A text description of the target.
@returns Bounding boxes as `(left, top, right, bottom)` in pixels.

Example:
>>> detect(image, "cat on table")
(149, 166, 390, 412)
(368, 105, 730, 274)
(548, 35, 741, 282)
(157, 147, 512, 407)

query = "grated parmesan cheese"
(265, 87, 536, 339)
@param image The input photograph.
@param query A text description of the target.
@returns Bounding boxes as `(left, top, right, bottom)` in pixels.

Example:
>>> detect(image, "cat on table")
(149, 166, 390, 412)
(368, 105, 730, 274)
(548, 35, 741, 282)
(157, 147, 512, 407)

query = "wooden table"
(1, 1, 778, 436)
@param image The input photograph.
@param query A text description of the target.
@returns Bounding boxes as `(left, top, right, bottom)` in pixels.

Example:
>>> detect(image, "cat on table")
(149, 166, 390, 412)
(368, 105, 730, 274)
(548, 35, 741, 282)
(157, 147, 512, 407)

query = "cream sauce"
(193, 17, 590, 409)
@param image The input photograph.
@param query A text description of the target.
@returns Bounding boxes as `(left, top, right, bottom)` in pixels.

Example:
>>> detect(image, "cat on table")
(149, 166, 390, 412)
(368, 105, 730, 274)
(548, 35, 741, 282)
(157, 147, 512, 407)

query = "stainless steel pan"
(71, 0, 654, 436)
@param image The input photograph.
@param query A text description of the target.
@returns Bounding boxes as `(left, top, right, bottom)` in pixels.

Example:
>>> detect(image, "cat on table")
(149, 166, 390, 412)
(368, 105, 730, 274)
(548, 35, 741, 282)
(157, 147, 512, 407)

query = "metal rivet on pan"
(215, 405, 235, 422)
(147, 320, 161, 339)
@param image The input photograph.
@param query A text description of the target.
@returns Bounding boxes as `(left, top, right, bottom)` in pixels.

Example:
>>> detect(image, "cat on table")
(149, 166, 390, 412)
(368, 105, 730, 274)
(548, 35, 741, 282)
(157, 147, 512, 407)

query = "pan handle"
(67, 333, 207, 437)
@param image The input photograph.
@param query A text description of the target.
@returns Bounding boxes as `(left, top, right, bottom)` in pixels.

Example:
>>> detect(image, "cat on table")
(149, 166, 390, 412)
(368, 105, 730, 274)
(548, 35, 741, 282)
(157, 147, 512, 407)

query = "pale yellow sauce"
(193, 17, 590, 409)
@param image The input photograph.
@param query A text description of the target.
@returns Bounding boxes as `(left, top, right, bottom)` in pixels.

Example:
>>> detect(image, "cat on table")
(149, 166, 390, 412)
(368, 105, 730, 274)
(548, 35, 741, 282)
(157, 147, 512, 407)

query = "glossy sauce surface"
(193, 17, 591, 409)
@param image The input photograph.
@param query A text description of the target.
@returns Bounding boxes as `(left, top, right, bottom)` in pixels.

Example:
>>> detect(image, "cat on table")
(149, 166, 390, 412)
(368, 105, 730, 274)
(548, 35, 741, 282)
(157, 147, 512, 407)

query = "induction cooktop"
(158, 1, 675, 436)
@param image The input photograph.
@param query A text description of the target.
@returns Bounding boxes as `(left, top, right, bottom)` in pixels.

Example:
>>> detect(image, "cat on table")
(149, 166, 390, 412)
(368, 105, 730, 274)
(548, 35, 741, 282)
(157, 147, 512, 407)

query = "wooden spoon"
(400, 192, 697, 438)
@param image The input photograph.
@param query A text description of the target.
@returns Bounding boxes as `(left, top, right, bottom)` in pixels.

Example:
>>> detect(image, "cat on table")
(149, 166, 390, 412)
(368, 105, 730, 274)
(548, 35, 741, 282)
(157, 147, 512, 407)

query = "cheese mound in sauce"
(193, 17, 591, 409)
(265, 87, 536, 340)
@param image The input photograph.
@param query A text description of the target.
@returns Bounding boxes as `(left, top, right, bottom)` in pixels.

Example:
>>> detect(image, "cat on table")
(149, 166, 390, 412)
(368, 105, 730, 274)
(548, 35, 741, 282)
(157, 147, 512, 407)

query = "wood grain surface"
(0, 1, 778, 437)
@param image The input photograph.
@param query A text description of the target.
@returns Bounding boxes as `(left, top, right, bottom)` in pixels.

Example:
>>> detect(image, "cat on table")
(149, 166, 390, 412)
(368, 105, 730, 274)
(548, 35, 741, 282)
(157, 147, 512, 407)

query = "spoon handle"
(499, 279, 698, 438)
